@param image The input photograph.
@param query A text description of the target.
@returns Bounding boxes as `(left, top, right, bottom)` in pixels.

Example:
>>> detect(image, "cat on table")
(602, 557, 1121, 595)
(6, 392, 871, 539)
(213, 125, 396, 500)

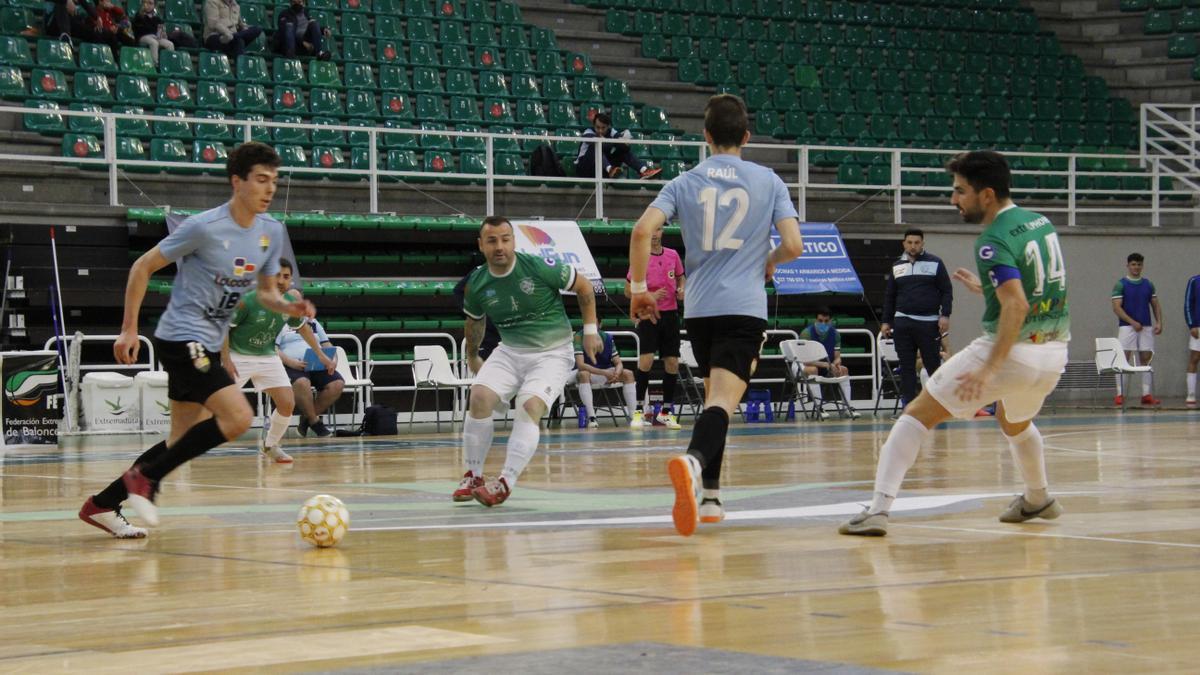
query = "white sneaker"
(587, 418, 599, 429)
(1187, 395, 1197, 408)
(630, 411, 646, 429)
(846, 408, 861, 419)
(262, 445, 294, 463)
(699, 498, 725, 524)
(79, 497, 148, 539)
(654, 412, 682, 429)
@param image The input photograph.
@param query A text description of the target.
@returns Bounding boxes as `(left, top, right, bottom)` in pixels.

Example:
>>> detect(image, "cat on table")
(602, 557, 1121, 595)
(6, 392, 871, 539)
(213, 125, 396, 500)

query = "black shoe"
(297, 417, 310, 437)
(310, 420, 332, 437)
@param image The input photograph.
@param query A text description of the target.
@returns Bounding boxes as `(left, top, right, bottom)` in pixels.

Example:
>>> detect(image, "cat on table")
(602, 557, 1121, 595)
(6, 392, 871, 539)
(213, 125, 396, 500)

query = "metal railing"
(4, 104, 1193, 227)
(1140, 103, 1200, 206)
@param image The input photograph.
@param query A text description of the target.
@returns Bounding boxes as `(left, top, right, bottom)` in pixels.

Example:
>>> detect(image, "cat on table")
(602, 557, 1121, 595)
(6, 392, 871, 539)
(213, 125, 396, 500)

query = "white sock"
(622, 382, 637, 418)
(807, 383, 821, 402)
(870, 414, 930, 514)
(1188, 372, 1197, 398)
(501, 418, 540, 487)
(839, 380, 852, 406)
(578, 381, 594, 419)
(1115, 373, 1123, 395)
(462, 414, 493, 477)
(702, 488, 720, 501)
(1142, 370, 1153, 397)
(1005, 423, 1049, 506)
(265, 410, 290, 447)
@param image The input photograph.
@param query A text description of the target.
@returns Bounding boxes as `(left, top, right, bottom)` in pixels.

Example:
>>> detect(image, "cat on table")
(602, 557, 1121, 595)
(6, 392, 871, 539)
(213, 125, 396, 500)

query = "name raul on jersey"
(707, 167, 738, 179)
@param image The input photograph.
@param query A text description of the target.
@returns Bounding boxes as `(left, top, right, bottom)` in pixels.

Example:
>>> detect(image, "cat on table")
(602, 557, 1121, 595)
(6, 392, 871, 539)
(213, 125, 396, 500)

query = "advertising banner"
(1, 350, 61, 445)
(771, 222, 864, 295)
(511, 220, 604, 295)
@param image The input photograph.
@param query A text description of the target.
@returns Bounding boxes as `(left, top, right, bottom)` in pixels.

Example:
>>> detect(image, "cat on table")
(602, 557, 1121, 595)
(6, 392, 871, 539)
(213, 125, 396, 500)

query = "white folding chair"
(780, 339, 853, 420)
(327, 345, 372, 431)
(873, 336, 903, 417)
(1094, 337, 1150, 411)
(676, 340, 706, 419)
(410, 344, 473, 431)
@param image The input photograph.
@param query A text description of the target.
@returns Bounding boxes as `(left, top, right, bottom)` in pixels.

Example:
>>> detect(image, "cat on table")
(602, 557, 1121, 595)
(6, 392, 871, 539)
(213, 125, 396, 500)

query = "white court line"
(0, 472, 399, 498)
(1044, 445, 1200, 464)
(896, 522, 1200, 550)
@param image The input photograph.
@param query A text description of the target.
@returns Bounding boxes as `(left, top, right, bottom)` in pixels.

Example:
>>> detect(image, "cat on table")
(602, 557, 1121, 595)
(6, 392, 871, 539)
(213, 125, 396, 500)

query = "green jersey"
(973, 205, 1070, 344)
(228, 290, 303, 356)
(463, 252, 577, 351)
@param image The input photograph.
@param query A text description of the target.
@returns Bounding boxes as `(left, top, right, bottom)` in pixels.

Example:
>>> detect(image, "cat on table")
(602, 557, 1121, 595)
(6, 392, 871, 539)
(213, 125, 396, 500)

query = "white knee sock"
(1005, 423, 1049, 506)
(1142, 370, 1153, 397)
(462, 414, 493, 476)
(622, 382, 637, 417)
(807, 383, 822, 402)
(501, 418, 540, 487)
(1115, 373, 1123, 395)
(578, 382, 595, 419)
(839, 380, 852, 406)
(1188, 372, 1196, 398)
(870, 414, 930, 514)
(265, 410, 290, 447)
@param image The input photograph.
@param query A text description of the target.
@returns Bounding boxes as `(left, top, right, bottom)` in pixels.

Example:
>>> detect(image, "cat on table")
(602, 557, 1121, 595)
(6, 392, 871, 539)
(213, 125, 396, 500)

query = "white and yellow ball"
(297, 494, 350, 548)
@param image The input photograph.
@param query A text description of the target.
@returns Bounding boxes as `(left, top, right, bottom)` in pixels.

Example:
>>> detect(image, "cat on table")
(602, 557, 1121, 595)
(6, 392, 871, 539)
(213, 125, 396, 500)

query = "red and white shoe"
(1187, 396, 1197, 408)
(1140, 394, 1161, 406)
(472, 476, 511, 507)
(452, 471, 485, 502)
(79, 497, 147, 538)
(262, 445, 294, 464)
(1114, 395, 1124, 407)
(121, 467, 160, 526)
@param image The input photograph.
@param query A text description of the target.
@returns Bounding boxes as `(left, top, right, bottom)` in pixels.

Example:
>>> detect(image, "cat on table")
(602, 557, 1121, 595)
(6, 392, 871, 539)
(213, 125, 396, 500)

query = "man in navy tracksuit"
(880, 228, 953, 408)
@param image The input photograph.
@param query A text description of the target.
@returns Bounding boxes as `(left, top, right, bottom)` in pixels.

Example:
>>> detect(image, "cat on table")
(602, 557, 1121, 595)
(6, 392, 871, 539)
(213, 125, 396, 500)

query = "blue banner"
(771, 222, 864, 295)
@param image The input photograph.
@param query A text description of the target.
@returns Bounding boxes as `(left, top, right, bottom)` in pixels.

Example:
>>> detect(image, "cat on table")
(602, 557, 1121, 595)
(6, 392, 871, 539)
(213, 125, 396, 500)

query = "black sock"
(92, 440, 169, 509)
(687, 407, 729, 489)
(662, 372, 677, 410)
(635, 368, 651, 412)
(140, 418, 229, 482)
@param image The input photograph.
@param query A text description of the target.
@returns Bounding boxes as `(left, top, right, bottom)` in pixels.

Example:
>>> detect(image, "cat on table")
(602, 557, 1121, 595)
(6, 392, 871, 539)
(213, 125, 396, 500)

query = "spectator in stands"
(203, 0, 262, 59)
(575, 112, 661, 180)
(797, 307, 858, 418)
(880, 228, 952, 409)
(573, 317, 638, 429)
(276, 316, 344, 437)
(133, 0, 196, 65)
(272, 0, 330, 60)
(44, 0, 101, 48)
(1111, 252, 1161, 406)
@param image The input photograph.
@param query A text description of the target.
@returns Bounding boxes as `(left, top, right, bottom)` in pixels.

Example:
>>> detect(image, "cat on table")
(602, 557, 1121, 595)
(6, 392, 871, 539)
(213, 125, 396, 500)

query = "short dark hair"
(278, 258, 293, 273)
(946, 150, 1011, 200)
(815, 306, 832, 318)
(704, 94, 749, 148)
(592, 112, 611, 127)
(479, 215, 513, 237)
(1127, 252, 1144, 263)
(226, 141, 280, 181)
(903, 228, 924, 240)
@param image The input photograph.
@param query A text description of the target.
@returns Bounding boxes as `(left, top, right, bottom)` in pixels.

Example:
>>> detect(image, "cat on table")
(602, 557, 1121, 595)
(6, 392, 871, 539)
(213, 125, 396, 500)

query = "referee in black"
(880, 228, 952, 408)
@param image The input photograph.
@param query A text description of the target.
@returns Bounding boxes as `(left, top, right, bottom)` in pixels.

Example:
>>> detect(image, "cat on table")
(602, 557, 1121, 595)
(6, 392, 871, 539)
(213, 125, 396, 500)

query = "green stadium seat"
(66, 101, 102, 134)
(273, 58, 304, 85)
(312, 146, 348, 174)
(641, 34, 666, 59)
(196, 54, 233, 83)
(754, 109, 781, 136)
(310, 88, 342, 116)
(535, 49, 565, 75)
(448, 95, 478, 122)
(310, 117, 343, 145)
(512, 72, 540, 98)
(23, 99, 65, 134)
(379, 65, 408, 91)
(37, 39, 75, 71)
(73, 71, 112, 103)
(386, 148, 419, 176)
(475, 46, 502, 70)
(441, 20, 468, 45)
(506, 48, 534, 73)
(29, 68, 68, 100)
(274, 86, 306, 113)
(0, 8, 34, 36)
(154, 108, 192, 139)
(470, 22, 497, 47)
(155, 52, 193, 82)
(374, 15, 402, 39)
(272, 114, 307, 144)
(498, 0, 522, 23)
(485, 97, 514, 123)
(276, 144, 307, 168)
(341, 12, 370, 37)
(0, 64, 24, 99)
(1169, 34, 1199, 57)
(376, 40, 402, 65)
(343, 38, 372, 62)
(0, 37, 31, 68)
(516, 99, 547, 126)
(194, 110, 232, 140)
(193, 139, 228, 167)
(1144, 10, 1173, 33)
(414, 93, 443, 119)
(308, 61, 342, 88)
(443, 69, 474, 95)
(157, 78, 192, 107)
(78, 43, 118, 75)
(381, 91, 413, 120)
(412, 66, 442, 93)
(120, 48, 155, 75)
(150, 138, 189, 169)
(233, 83, 269, 113)
(567, 52, 593, 75)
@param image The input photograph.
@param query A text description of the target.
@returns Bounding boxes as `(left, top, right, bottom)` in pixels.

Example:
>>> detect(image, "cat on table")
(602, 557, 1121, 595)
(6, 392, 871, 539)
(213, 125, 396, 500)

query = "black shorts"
(635, 309, 681, 358)
(284, 365, 345, 390)
(155, 338, 235, 404)
(684, 315, 768, 383)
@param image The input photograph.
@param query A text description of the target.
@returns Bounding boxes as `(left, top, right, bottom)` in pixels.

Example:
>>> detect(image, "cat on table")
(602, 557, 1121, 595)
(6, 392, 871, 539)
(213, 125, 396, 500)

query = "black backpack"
(363, 404, 398, 435)
(529, 142, 566, 177)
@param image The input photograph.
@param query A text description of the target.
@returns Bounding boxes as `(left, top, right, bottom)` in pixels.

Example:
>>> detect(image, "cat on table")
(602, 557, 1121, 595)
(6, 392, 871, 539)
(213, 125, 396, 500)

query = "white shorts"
(231, 352, 292, 392)
(473, 342, 575, 409)
(925, 337, 1068, 423)
(1118, 325, 1155, 352)
(1189, 332, 1200, 352)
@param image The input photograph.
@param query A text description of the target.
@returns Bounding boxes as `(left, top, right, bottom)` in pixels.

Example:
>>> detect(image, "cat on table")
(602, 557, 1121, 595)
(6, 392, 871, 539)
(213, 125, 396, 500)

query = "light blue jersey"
(277, 317, 330, 361)
(650, 154, 797, 320)
(154, 203, 285, 351)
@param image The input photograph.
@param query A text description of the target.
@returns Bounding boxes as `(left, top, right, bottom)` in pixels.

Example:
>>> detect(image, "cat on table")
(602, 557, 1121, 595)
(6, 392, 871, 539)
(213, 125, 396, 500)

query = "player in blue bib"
(79, 143, 314, 538)
(1110, 252, 1162, 406)
(629, 94, 804, 536)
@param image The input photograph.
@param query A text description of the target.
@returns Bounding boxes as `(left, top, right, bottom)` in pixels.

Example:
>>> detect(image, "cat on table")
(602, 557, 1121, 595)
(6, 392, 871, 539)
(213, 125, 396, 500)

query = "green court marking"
(0, 480, 872, 523)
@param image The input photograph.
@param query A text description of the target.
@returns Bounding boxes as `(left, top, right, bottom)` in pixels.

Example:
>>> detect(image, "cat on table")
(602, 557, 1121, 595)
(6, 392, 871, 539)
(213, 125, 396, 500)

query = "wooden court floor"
(1, 410, 1198, 673)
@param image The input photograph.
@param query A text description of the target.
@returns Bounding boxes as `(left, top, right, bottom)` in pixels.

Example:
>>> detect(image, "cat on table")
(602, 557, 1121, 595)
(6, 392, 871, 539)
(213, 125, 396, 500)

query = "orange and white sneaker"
(452, 471, 484, 502)
(1140, 394, 1161, 406)
(473, 476, 511, 507)
(699, 498, 725, 524)
(654, 412, 681, 430)
(666, 454, 702, 536)
(79, 497, 147, 539)
(639, 165, 662, 179)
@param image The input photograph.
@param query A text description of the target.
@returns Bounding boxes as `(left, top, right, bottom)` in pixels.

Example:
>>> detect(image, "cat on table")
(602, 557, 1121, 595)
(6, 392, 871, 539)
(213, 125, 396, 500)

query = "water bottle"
(786, 400, 796, 421)
(577, 405, 588, 428)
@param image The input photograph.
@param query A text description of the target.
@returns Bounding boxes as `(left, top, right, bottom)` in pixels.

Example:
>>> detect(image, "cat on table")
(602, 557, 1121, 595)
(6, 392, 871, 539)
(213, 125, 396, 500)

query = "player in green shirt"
(841, 150, 1071, 536)
(220, 259, 332, 463)
(455, 216, 602, 507)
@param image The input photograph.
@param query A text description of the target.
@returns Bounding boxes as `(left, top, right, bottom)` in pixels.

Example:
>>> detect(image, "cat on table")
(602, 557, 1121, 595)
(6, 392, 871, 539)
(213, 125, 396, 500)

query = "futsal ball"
(297, 494, 350, 548)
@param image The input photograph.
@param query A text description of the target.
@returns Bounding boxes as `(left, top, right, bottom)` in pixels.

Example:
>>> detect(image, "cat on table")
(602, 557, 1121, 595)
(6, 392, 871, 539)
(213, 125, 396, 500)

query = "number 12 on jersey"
(698, 187, 749, 251)
(1023, 232, 1065, 297)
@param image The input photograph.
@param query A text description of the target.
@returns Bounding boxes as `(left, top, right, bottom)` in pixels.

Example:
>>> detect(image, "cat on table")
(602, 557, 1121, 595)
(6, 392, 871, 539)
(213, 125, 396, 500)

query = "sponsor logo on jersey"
(233, 257, 257, 277)
(978, 245, 995, 260)
(520, 278, 536, 295)
(259, 235, 270, 252)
